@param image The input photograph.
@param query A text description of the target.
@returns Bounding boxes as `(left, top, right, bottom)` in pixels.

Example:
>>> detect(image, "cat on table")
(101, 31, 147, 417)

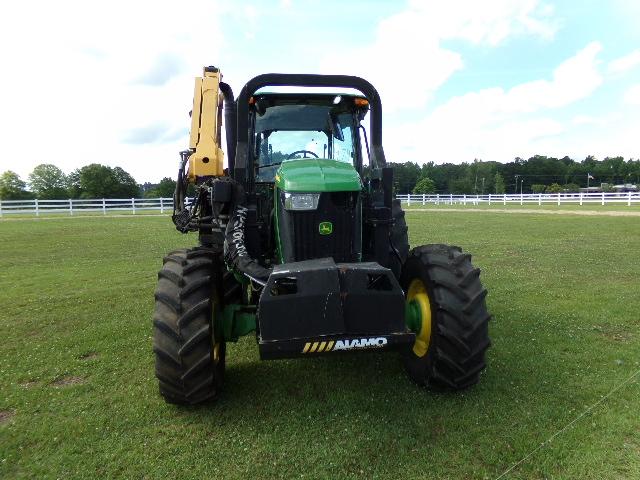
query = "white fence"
(397, 192, 640, 207)
(2, 192, 640, 217)
(0, 197, 177, 216)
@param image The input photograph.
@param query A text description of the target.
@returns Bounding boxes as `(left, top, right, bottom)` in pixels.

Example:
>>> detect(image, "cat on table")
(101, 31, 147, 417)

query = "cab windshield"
(253, 99, 359, 182)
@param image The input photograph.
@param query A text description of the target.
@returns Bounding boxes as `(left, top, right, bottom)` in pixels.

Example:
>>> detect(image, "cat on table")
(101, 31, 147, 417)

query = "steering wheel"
(286, 150, 319, 160)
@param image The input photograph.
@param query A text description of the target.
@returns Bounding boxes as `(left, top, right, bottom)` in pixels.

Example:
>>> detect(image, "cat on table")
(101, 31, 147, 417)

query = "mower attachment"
(257, 258, 414, 359)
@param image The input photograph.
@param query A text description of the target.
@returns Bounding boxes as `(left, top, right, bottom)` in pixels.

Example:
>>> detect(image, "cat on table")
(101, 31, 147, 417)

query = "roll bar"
(233, 74, 386, 184)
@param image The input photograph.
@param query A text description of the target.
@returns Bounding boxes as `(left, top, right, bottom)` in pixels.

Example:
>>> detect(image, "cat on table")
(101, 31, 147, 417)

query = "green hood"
(274, 159, 361, 192)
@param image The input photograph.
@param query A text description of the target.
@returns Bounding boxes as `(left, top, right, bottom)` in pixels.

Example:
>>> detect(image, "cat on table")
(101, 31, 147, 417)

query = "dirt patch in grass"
(593, 326, 634, 343)
(51, 376, 85, 387)
(78, 351, 99, 361)
(19, 380, 38, 388)
(0, 410, 15, 424)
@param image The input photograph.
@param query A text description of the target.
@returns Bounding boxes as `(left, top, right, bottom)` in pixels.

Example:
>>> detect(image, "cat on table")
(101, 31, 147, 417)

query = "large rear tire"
(401, 244, 491, 390)
(152, 247, 226, 405)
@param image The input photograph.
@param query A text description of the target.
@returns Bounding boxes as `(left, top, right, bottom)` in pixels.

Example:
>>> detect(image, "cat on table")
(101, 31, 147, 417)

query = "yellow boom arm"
(187, 67, 225, 182)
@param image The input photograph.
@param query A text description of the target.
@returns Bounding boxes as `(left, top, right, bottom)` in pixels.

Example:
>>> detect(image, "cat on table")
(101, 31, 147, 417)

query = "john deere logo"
(319, 221, 333, 235)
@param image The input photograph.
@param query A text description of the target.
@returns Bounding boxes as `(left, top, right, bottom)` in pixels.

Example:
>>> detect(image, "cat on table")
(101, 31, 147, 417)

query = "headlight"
(283, 192, 320, 211)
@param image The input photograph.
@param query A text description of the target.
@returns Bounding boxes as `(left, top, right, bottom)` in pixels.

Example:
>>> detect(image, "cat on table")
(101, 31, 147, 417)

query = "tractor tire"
(152, 247, 228, 405)
(389, 199, 410, 278)
(401, 244, 491, 390)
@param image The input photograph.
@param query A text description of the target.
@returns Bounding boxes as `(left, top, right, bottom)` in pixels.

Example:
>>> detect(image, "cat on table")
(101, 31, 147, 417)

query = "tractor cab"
(251, 92, 369, 183)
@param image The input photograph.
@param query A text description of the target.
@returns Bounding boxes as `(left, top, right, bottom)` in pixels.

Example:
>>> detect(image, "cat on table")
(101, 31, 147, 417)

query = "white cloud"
(320, 0, 558, 112)
(624, 84, 640, 105)
(384, 42, 604, 164)
(608, 50, 640, 74)
(0, 0, 224, 183)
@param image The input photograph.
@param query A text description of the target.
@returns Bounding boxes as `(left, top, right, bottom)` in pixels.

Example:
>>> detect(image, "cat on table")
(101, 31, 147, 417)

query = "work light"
(283, 192, 320, 211)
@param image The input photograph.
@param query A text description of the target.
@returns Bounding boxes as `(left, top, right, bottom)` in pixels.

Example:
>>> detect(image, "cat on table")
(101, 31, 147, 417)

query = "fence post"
(436, 194, 439, 205)
(131, 198, 136, 215)
(538, 194, 541, 206)
(407, 195, 411, 206)
(160, 197, 164, 214)
(488, 194, 491, 205)
(35, 198, 39, 217)
(628, 191, 632, 207)
(102, 198, 106, 215)
(463, 194, 466, 205)
(601, 192, 605, 206)
(69, 199, 73, 215)
(579, 193, 583, 206)
(503, 194, 506, 205)
(557, 193, 560, 206)
(0, 199, 3, 217)
(520, 193, 523, 206)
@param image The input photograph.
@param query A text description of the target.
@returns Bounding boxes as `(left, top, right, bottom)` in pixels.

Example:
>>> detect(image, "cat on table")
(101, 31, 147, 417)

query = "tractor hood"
(275, 159, 361, 192)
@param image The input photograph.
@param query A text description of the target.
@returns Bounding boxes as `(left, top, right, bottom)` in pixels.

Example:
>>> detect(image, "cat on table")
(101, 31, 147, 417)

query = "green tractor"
(152, 67, 491, 404)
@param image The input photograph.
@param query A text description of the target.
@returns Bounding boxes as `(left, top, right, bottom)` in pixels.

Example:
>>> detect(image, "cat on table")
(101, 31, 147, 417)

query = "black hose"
(224, 180, 272, 282)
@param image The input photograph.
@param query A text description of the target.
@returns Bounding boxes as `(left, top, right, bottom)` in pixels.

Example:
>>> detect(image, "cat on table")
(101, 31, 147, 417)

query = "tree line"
(392, 155, 640, 194)
(0, 164, 176, 200)
(3, 155, 639, 200)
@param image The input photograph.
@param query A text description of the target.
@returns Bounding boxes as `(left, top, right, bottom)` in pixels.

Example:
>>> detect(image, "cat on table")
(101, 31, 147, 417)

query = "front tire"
(401, 244, 491, 390)
(152, 247, 225, 404)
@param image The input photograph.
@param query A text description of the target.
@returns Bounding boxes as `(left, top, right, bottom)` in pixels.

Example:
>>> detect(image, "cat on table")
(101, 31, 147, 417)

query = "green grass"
(1, 213, 639, 479)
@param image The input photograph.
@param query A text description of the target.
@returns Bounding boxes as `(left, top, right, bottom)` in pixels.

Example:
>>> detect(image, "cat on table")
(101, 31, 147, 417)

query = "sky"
(1, 0, 639, 183)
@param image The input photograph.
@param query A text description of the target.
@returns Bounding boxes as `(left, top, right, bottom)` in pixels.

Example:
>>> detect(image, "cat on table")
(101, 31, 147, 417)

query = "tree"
(143, 177, 176, 198)
(111, 167, 140, 198)
(68, 164, 141, 198)
(412, 176, 436, 194)
(494, 172, 505, 194)
(449, 177, 474, 194)
(0, 171, 33, 200)
(390, 162, 421, 193)
(546, 183, 563, 193)
(531, 184, 546, 193)
(77, 164, 117, 198)
(28, 164, 68, 199)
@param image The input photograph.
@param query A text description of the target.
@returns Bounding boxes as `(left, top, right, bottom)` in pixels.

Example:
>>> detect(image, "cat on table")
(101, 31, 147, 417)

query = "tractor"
(152, 67, 491, 404)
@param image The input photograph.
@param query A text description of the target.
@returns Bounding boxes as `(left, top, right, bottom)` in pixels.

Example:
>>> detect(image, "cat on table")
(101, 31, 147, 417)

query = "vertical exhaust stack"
(219, 81, 236, 175)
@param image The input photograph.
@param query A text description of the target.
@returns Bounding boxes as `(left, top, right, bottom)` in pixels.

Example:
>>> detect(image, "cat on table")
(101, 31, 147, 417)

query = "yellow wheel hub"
(213, 341, 221, 365)
(407, 278, 432, 357)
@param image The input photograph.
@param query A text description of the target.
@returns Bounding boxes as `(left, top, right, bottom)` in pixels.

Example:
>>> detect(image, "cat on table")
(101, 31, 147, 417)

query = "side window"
(333, 115, 355, 163)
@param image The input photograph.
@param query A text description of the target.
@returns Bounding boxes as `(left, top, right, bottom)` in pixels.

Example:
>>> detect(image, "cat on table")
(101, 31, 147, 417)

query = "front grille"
(289, 192, 358, 263)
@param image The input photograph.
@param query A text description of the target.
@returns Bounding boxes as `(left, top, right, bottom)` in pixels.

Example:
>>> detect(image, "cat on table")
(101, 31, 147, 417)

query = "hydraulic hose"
(224, 180, 272, 283)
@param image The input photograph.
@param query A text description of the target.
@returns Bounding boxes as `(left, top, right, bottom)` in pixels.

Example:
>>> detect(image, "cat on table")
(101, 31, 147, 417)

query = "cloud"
(0, 0, 224, 183)
(320, 0, 558, 112)
(608, 50, 640, 74)
(384, 42, 603, 164)
(134, 52, 186, 86)
(122, 124, 173, 144)
(624, 84, 640, 105)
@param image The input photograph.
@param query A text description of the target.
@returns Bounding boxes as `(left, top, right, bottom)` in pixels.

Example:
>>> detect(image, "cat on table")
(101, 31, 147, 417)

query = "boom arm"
(187, 66, 225, 181)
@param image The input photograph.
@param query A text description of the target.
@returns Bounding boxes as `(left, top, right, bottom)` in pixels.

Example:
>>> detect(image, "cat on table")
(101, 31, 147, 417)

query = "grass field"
(1, 211, 639, 479)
